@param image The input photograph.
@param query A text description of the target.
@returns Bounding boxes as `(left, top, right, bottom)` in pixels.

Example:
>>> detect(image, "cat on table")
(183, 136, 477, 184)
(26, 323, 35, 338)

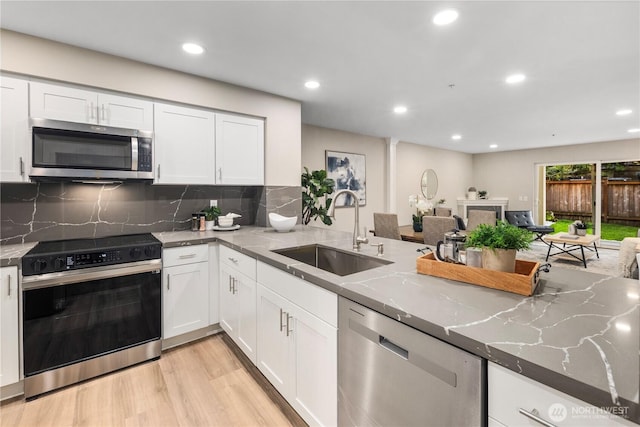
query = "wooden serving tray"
(416, 252, 540, 296)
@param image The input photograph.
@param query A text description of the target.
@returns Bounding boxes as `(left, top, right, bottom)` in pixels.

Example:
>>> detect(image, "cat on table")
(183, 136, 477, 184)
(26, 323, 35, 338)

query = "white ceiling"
(1, 1, 639, 153)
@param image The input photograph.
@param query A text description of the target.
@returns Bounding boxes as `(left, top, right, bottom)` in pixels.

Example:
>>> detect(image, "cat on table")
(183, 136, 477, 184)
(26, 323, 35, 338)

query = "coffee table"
(542, 233, 600, 268)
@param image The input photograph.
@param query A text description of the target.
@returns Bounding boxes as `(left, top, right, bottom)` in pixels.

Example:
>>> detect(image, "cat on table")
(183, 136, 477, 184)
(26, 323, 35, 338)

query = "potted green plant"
(302, 167, 335, 225)
(477, 190, 488, 199)
(202, 206, 221, 230)
(465, 221, 534, 273)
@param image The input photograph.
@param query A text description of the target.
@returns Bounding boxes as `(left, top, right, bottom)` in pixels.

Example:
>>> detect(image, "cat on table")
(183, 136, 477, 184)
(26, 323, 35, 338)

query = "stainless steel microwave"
(29, 118, 153, 181)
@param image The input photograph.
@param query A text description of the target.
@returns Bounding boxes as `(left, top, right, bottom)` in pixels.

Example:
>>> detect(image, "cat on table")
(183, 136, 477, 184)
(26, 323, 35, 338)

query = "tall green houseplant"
(301, 167, 335, 225)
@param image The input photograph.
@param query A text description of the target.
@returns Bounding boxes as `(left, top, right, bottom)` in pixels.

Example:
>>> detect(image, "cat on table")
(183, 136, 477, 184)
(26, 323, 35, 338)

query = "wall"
(301, 124, 474, 233)
(396, 142, 473, 225)
(301, 125, 385, 233)
(0, 30, 301, 187)
(472, 138, 640, 220)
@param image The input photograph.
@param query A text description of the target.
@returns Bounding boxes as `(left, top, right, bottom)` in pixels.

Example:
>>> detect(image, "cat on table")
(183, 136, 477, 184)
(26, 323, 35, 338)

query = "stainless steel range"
(21, 233, 162, 398)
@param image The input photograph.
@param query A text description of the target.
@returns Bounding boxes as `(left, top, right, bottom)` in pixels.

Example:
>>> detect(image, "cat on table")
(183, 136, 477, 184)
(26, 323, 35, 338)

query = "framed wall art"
(326, 150, 366, 207)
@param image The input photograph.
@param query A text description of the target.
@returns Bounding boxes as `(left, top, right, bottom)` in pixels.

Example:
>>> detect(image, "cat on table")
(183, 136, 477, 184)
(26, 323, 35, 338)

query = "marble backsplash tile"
(0, 183, 301, 244)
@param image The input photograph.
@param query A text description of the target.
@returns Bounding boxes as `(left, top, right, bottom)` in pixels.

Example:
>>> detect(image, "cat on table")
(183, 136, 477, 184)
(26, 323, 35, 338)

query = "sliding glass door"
(541, 161, 640, 243)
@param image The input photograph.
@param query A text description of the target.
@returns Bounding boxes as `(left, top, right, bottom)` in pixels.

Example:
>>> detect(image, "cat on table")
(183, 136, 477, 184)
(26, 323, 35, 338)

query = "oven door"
(22, 261, 161, 378)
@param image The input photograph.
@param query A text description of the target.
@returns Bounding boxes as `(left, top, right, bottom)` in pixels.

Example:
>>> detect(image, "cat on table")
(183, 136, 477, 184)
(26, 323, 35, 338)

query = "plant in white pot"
(202, 206, 221, 230)
(465, 221, 534, 273)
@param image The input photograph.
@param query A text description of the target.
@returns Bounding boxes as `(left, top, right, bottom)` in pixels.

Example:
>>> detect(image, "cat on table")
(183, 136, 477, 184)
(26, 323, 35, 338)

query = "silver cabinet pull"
(518, 408, 557, 427)
(286, 313, 293, 336)
(90, 102, 95, 120)
(228, 257, 238, 264)
(218, 167, 222, 181)
(7, 274, 11, 297)
(178, 254, 196, 259)
(101, 104, 106, 121)
(157, 164, 160, 180)
(19, 157, 24, 176)
(279, 308, 286, 332)
(228, 275, 233, 292)
(232, 277, 238, 294)
(167, 274, 170, 290)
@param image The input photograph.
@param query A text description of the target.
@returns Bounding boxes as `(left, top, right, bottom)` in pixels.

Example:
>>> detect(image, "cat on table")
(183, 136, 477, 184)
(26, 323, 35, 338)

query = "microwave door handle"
(131, 137, 138, 171)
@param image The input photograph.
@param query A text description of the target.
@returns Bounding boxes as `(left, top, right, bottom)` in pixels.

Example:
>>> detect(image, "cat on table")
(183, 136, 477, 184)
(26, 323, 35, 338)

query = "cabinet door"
(1, 77, 29, 182)
(30, 82, 97, 124)
(0, 266, 20, 387)
(98, 93, 153, 130)
(154, 102, 215, 185)
(235, 271, 257, 364)
(257, 284, 291, 396)
(219, 263, 237, 336)
(289, 303, 337, 427)
(215, 113, 264, 185)
(163, 262, 209, 339)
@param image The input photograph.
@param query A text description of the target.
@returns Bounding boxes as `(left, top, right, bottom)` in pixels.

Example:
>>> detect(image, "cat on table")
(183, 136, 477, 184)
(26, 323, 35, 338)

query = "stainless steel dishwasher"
(338, 297, 486, 426)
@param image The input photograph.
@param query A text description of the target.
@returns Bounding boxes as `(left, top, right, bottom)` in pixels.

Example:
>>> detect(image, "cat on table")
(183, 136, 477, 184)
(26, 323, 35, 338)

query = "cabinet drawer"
(488, 362, 634, 426)
(257, 262, 337, 327)
(220, 245, 256, 280)
(163, 245, 209, 267)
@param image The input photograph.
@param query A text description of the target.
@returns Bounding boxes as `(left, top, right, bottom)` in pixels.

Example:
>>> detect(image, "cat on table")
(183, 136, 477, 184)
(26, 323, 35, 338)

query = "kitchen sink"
(273, 244, 393, 276)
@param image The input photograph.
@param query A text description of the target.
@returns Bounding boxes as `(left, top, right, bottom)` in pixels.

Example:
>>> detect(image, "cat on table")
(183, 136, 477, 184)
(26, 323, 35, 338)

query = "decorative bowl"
(218, 217, 234, 227)
(269, 213, 297, 232)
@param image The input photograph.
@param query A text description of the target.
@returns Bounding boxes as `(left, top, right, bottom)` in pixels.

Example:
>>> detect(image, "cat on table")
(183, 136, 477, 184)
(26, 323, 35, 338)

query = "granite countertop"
(5, 226, 639, 423)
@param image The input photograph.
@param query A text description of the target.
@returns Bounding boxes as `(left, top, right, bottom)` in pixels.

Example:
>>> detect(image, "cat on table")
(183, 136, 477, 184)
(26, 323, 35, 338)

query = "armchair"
(505, 210, 554, 242)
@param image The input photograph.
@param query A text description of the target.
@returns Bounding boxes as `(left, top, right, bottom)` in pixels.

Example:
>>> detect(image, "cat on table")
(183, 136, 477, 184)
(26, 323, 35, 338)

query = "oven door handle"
(22, 260, 162, 290)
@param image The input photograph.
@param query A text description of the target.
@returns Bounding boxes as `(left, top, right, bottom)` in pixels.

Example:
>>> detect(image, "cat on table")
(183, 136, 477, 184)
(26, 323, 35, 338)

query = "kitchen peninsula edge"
(3, 226, 638, 424)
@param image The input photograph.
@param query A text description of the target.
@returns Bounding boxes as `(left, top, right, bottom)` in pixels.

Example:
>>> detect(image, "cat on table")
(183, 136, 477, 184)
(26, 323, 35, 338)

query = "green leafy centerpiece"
(465, 221, 534, 272)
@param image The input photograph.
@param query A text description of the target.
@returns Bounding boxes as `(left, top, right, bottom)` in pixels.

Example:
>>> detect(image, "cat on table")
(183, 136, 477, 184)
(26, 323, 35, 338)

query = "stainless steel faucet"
(328, 189, 369, 251)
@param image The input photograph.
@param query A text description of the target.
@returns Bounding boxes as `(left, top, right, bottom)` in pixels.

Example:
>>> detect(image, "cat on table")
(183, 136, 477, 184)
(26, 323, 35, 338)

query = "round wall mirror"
(421, 169, 438, 200)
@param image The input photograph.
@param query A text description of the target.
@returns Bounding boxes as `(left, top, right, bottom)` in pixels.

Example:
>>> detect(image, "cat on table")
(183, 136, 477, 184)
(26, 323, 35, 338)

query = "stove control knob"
(130, 247, 142, 259)
(144, 245, 158, 258)
(54, 257, 66, 270)
(32, 258, 48, 273)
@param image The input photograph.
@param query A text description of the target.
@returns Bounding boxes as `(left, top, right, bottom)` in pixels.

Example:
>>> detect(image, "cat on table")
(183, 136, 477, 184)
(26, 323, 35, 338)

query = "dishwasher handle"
(379, 335, 408, 359)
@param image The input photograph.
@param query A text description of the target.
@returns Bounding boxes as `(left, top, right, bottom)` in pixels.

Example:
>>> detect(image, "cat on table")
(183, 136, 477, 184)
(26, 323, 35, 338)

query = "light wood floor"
(1, 334, 305, 427)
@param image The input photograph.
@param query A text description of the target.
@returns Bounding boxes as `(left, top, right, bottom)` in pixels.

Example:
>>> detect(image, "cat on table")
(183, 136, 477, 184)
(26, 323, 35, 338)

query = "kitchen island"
(3, 225, 638, 424)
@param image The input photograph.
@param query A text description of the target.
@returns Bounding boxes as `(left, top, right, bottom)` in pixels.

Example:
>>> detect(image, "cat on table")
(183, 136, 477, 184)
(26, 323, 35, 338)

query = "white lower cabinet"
(489, 362, 634, 426)
(0, 266, 20, 388)
(257, 262, 337, 427)
(219, 246, 257, 364)
(162, 245, 209, 339)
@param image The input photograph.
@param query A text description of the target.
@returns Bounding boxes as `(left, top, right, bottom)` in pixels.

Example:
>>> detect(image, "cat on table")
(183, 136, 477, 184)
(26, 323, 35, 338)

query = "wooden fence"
(546, 180, 640, 226)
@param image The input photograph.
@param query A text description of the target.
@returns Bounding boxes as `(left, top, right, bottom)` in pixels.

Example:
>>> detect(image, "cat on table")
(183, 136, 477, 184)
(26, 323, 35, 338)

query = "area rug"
(516, 240, 620, 277)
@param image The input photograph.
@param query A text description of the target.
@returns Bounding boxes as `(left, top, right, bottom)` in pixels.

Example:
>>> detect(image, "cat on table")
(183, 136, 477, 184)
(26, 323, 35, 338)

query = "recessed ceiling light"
(628, 128, 640, 133)
(433, 9, 458, 26)
(505, 74, 526, 84)
(182, 43, 204, 55)
(305, 80, 320, 89)
(489, 144, 498, 149)
(616, 109, 633, 116)
(394, 106, 408, 114)
(451, 134, 462, 140)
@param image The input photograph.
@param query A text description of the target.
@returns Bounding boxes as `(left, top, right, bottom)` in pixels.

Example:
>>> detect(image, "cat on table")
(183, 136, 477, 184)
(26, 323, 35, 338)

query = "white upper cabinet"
(153, 102, 216, 185)
(0, 76, 29, 182)
(29, 81, 152, 130)
(215, 113, 264, 185)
